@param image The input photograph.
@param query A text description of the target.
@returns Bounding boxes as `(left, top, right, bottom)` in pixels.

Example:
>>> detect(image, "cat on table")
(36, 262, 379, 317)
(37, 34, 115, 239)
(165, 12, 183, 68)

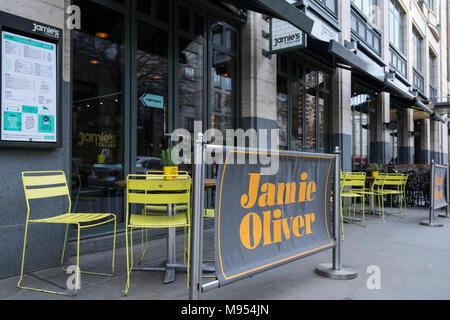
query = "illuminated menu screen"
(1, 31, 57, 143)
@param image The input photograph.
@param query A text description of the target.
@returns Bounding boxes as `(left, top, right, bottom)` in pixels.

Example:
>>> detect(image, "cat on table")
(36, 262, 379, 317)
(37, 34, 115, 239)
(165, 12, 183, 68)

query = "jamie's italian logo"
(238, 172, 317, 250)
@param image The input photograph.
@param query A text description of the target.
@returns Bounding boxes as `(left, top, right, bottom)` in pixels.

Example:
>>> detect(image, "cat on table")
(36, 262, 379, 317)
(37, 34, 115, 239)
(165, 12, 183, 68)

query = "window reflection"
(291, 67, 304, 151)
(211, 50, 235, 133)
(305, 70, 317, 152)
(72, 0, 124, 221)
(277, 76, 288, 150)
(351, 93, 373, 171)
(136, 22, 168, 173)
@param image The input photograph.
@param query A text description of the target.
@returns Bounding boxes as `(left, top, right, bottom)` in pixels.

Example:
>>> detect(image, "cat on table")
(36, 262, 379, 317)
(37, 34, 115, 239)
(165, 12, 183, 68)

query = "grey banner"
(432, 164, 448, 210)
(214, 149, 336, 287)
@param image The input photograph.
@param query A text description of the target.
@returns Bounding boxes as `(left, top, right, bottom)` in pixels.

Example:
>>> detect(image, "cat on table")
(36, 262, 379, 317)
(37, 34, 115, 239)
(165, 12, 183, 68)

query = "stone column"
(420, 118, 431, 164)
(240, 11, 277, 135)
(331, 0, 352, 171)
(398, 108, 414, 164)
(430, 119, 442, 163)
(371, 92, 391, 164)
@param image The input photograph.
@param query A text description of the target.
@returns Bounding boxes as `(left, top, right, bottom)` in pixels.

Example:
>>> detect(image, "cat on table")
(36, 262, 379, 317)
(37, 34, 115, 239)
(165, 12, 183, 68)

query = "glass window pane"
(291, 69, 304, 151)
(138, 0, 151, 15)
(304, 70, 317, 152)
(178, 36, 204, 133)
(72, 0, 124, 222)
(136, 22, 168, 173)
(156, 0, 169, 23)
(224, 28, 236, 51)
(211, 22, 223, 47)
(211, 51, 236, 134)
(277, 76, 288, 150)
(179, 6, 190, 32)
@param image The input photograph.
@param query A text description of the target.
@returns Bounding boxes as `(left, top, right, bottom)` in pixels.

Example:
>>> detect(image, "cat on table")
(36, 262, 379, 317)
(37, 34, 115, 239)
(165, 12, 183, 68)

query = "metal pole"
(421, 160, 443, 227)
(430, 160, 435, 224)
(190, 133, 205, 300)
(332, 147, 341, 270)
(315, 147, 358, 280)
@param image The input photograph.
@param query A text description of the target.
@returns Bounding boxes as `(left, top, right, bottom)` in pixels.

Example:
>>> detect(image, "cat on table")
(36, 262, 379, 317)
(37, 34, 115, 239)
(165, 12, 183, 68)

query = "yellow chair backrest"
(22, 171, 71, 219)
(382, 173, 405, 188)
(341, 172, 366, 190)
(127, 174, 191, 206)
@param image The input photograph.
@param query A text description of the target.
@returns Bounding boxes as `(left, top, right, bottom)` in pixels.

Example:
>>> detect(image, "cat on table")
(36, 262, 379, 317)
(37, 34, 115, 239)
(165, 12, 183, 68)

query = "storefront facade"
(0, 0, 448, 280)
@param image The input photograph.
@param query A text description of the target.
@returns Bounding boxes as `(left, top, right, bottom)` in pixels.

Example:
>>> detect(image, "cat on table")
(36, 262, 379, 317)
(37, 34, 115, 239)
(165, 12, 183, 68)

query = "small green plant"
(368, 163, 380, 172)
(161, 148, 176, 167)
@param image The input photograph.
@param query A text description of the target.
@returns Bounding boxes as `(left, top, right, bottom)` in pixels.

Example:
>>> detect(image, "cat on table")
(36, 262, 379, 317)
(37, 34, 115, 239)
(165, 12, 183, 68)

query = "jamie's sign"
(214, 149, 336, 286)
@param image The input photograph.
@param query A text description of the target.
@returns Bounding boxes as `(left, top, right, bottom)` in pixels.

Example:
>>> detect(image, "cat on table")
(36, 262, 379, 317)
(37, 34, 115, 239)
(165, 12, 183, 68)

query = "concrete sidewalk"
(1, 206, 450, 300)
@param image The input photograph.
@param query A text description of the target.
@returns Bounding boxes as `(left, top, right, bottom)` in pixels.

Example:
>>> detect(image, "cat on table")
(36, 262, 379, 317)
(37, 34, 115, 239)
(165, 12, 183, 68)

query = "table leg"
(164, 204, 176, 284)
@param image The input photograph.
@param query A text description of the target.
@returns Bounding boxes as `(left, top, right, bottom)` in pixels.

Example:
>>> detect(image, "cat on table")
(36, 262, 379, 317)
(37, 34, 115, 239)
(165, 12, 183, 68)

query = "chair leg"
(123, 225, 131, 296)
(17, 221, 78, 296)
(340, 197, 344, 240)
(187, 226, 191, 288)
(17, 220, 30, 291)
(138, 228, 148, 265)
(60, 224, 70, 269)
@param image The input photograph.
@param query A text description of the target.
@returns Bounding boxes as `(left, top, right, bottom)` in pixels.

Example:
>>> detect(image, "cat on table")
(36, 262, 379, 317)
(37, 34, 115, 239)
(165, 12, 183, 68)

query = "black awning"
(327, 40, 446, 123)
(384, 78, 415, 101)
(328, 40, 385, 85)
(220, 0, 314, 34)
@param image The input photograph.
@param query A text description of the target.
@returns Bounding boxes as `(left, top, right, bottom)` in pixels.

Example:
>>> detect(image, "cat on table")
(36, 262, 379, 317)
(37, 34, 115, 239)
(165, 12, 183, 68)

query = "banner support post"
(438, 162, 450, 218)
(421, 160, 443, 227)
(315, 147, 358, 280)
(190, 132, 205, 300)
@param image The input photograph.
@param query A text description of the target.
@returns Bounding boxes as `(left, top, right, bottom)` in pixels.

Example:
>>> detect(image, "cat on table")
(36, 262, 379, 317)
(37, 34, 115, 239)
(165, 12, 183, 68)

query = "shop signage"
(305, 9, 339, 42)
(1, 31, 58, 143)
(139, 93, 164, 109)
(78, 131, 117, 148)
(269, 18, 306, 53)
(214, 149, 335, 286)
(432, 165, 448, 209)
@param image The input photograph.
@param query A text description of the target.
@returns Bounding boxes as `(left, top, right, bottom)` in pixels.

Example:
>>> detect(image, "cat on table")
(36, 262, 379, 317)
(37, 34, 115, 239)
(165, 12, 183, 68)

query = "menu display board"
(1, 30, 57, 143)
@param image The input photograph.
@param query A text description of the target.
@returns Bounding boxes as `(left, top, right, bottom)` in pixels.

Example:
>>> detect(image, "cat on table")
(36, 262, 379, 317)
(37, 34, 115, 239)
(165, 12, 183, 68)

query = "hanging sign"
(214, 149, 335, 287)
(269, 18, 306, 53)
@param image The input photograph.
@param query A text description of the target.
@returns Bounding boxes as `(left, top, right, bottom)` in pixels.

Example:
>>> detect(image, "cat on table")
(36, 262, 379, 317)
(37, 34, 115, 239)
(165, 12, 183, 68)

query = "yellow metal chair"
(18, 171, 117, 296)
(340, 172, 366, 232)
(378, 173, 408, 218)
(123, 173, 191, 296)
(138, 171, 189, 265)
(358, 173, 387, 222)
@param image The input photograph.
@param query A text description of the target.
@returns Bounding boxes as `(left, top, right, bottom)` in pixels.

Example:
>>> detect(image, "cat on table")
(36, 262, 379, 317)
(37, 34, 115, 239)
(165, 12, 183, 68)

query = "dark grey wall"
(0, 81, 71, 279)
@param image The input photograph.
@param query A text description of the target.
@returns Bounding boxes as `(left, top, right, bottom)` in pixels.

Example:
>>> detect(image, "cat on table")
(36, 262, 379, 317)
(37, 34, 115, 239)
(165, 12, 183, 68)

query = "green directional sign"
(139, 93, 164, 109)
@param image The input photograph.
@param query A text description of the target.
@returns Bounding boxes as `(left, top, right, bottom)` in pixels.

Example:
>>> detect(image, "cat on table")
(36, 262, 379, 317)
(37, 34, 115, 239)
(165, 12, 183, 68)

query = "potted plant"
(368, 163, 380, 177)
(161, 148, 178, 180)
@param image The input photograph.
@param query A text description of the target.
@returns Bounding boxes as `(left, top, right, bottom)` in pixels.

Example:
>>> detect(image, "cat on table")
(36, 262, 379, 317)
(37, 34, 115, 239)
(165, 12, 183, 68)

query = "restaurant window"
(352, 0, 378, 26)
(429, 51, 437, 101)
(351, 93, 374, 171)
(313, 0, 338, 17)
(389, 0, 405, 53)
(135, 21, 168, 173)
(427, 0, 435, 12)
(210, 22, 238, 134)
(72, 0, 125, 225)
(277, 55, 331, 153)
(412, 28, 423, 73)
(71, 0, 241, 233)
